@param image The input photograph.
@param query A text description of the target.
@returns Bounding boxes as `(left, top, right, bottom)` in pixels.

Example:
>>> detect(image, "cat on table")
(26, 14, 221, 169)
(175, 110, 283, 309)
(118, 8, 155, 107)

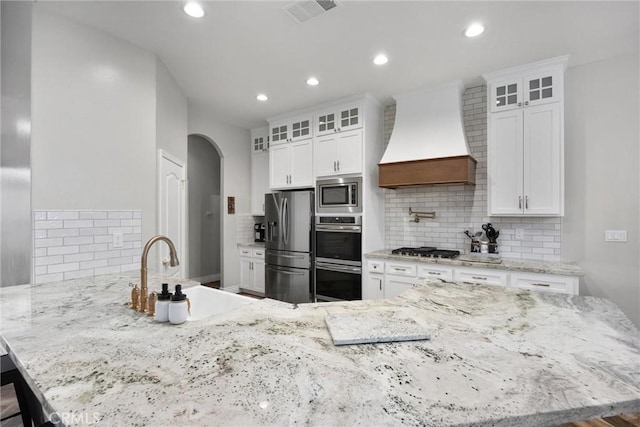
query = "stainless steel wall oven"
(315, 216, 362, 302)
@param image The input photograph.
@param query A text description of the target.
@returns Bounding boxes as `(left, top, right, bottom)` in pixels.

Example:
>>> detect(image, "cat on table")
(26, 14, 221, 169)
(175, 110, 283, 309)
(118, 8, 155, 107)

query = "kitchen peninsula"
(1, 273, 638, 426)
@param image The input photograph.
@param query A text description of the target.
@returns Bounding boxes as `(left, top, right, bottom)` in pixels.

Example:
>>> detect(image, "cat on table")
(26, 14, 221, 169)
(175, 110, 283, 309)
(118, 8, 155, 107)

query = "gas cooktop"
(391, 247, 460, 259)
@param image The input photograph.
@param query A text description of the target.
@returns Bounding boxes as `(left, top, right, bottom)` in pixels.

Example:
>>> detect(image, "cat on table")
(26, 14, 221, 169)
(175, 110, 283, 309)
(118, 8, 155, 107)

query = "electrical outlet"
(515, 228, 524, 240)
(112, 232, 124, 248)
(605, 230, 627, 242)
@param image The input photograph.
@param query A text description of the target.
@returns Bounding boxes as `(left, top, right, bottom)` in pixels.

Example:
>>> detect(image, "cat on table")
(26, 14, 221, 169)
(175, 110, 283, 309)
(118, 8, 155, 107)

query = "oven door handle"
(316, 225, 362, 233)
(316, 262, 362, 274)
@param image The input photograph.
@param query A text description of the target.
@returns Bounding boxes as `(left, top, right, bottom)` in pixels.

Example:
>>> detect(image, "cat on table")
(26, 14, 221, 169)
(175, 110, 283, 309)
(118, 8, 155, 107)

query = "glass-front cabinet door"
(490, 78, 522, 113)
(271, 123, 288, 145)
(316, 111, 337, 136)
(338, 105, 361, 132)
(290, 117, 311, 142)
(523, 68, 561, 107)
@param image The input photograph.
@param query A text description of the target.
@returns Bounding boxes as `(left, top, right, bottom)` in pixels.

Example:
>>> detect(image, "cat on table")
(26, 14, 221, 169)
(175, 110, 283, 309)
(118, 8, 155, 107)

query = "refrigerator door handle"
(282, 197, 289, 244)
(266, 266, 305, 276)
(278, 196, 284, 245)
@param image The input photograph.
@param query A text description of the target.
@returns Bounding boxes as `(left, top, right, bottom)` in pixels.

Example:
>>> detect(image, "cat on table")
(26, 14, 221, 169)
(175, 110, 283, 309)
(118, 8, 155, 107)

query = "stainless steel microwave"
(316, 177, 362, 213)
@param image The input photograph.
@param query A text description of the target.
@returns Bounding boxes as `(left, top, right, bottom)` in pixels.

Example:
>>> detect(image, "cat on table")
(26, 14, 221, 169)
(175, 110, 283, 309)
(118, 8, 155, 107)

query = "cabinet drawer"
(418, 265, 453, 280)
(454, 267, 507, 286)
(509, 272, 578, 295)
(239, 247, 252, 257)
(367, 260, 384, 273)
(252, 249, 265, 259)
(385, 262, 417, 277)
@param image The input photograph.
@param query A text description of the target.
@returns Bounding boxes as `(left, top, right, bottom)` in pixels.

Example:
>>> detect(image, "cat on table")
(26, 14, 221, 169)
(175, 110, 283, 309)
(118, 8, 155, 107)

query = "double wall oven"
(315, 215, 362, 302)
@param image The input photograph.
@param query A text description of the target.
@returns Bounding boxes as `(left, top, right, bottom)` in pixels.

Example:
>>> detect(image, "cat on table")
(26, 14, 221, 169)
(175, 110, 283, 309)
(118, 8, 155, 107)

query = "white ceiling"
(41, 1, 639, 130)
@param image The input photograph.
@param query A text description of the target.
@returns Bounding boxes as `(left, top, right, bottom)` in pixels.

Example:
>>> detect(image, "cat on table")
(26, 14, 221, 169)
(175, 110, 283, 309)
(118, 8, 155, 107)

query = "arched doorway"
(187, 134, 222, 286)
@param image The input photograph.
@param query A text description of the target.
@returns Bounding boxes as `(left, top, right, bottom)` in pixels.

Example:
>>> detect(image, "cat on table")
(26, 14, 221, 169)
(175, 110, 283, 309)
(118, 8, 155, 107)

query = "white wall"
(563, 53, 640, 327)
(188, 105, 251, 289)
(156, 58, 188, 163)
(31, 7, 157, 242)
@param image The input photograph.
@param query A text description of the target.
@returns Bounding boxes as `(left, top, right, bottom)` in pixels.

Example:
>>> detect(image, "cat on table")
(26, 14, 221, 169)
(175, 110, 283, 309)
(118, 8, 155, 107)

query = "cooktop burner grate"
(391, 247, 460, 259)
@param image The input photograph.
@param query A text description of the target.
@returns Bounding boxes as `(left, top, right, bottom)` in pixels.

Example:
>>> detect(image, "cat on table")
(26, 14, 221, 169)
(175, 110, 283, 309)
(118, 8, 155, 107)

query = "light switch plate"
(112, 232, 124, 248)
(515, 228, 524, 240)
(605, 230, 627, 242)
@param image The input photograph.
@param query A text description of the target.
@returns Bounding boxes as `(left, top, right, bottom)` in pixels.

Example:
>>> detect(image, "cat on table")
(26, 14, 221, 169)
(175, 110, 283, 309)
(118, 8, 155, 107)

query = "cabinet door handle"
(337, 160, 340, 171)
(531, 283, 550, 287)
(333, 161, 336, 171)
(471, 276, 487, 281)
(428, 272, 441, 276)
(393, 267, 407, 272)
(519, 196, 522, 209)
(518, 102, 522, 107)
(525, 196, 529, 209)
(378, 278, 382, 291)
(524, 101, 529, 106)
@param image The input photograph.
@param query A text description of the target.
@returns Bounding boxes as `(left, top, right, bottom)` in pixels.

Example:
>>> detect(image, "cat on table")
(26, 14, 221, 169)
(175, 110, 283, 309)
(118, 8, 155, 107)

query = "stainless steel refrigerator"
(265, 190, 314, 304)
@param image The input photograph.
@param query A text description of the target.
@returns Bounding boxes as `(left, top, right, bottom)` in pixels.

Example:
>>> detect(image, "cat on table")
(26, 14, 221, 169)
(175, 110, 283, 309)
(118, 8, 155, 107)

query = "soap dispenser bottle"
(168, 284, 189, 325)
(154, 283, 172, 323)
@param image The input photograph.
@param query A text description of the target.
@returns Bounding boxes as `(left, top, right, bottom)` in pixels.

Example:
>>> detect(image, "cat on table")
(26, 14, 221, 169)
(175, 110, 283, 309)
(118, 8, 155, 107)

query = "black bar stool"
(1, 353, 33, 427)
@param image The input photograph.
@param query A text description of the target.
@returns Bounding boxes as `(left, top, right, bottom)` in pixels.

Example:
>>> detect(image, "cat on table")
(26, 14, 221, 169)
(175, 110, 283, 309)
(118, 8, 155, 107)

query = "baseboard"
(191, 273, 220, 283)
(222, 285, 240, 294)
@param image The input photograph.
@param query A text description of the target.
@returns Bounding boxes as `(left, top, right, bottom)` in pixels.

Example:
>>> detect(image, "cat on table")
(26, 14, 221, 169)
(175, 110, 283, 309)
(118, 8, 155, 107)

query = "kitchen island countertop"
(1, 272, 637, 426)
(365, 250, 585, 276)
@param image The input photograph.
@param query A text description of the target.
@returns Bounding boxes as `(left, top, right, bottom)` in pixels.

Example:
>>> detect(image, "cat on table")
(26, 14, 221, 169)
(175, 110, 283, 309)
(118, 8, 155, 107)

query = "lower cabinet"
(453, 267, 508, 287)
(363, 258, 579, 299)
(508, 271, 578, 294)
(239, 247, 265, 296)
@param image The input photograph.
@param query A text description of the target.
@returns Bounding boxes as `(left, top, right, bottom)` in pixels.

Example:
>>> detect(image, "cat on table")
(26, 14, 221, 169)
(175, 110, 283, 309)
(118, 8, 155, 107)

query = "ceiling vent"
(283, 0, 338, 24)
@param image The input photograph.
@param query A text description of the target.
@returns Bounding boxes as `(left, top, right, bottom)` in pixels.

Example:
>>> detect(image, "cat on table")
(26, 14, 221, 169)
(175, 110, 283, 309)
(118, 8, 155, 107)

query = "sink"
(180, 285, 256, 321)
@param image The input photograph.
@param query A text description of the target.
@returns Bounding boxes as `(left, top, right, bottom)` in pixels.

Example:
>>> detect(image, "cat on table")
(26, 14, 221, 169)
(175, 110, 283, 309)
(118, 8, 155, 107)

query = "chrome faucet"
(139, 235, 180, 313)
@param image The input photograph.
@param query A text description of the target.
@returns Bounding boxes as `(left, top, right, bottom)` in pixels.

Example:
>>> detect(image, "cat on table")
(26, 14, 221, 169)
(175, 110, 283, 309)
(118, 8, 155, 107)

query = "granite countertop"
(365, 250, 585, 276)
(1, 273, 638, 426)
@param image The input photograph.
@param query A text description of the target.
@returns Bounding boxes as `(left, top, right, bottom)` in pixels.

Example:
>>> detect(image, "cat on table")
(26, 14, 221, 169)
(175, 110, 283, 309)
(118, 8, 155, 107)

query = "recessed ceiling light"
(256, 94, 268, 102)
(306, 77, 319, 86)
(373, 54, 389, 65)
(183, 2, 205, 18)
(464, 23, 485, 38)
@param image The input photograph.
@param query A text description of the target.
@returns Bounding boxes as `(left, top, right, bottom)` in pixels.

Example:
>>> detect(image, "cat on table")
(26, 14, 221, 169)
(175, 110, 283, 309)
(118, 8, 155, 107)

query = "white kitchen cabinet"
(484, 56, 567, 217)
(251, 128, 269, 216)
(239, 246, 265, 295)
(270, 115, 312, 145)
(489, 65, 563, 113)
(453, 267, 508, 287)
(508, 272, 578, 295)
(314, 102, 363, 136)
(417, 265, 453, 280)
(269, 139, 313, 190)
(363, 260, 385, 300)
(362, 257, 581, 298)
(384, 275, 419, 299)
(314, 129, 363, 178)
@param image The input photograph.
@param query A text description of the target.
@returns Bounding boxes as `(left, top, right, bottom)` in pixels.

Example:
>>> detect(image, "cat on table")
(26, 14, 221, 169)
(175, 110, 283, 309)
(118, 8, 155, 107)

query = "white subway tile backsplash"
(33, 210, 142, 284)
(383, 86, 562, 261)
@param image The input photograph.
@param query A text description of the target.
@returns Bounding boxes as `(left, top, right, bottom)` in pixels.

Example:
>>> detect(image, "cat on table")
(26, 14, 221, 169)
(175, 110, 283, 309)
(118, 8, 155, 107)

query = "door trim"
(157, 149, 187, 278)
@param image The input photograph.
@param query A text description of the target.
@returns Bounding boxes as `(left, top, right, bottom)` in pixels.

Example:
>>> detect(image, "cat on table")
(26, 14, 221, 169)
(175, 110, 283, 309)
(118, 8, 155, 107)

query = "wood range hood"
(378, 81, 477, 189)
(379, 155, 476, 188)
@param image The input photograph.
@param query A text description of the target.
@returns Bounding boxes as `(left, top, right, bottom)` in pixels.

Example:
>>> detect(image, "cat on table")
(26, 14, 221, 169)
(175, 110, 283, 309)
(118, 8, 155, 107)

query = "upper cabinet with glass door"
(489, 57, 566, 113)
(315, 102, 363, 136)
(270, 114, 312, 145)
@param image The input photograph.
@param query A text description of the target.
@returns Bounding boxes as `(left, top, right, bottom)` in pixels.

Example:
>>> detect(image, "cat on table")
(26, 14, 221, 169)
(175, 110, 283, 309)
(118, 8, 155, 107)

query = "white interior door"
(158, 150, 186, 277)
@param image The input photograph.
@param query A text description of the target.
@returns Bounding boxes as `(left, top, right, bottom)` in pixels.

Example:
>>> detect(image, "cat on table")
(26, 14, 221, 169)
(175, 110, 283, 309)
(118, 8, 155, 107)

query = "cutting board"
(325, 312, 430, 346)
